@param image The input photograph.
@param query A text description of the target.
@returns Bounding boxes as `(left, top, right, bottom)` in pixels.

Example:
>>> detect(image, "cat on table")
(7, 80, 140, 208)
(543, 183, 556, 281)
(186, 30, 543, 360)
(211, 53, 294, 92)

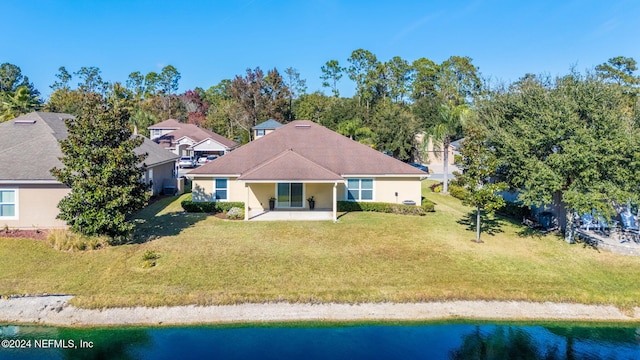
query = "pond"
(1, 322, 638, 359)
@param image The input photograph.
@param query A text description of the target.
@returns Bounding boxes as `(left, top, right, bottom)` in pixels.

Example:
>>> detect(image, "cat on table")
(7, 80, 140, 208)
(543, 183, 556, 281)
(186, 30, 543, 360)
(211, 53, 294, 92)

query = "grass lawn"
(1, 181, 640, 310)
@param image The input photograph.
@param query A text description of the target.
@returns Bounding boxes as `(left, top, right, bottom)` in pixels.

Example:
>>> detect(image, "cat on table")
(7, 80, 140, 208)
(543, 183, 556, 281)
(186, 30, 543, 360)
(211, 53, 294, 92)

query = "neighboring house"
(414, 133, 456, 166)
(187, 120, 428, 221)
(252, 119, 283, 139)
(0, 112, 179, 229)
(135, 135, 181, 196)
(149, 119, 238, 158)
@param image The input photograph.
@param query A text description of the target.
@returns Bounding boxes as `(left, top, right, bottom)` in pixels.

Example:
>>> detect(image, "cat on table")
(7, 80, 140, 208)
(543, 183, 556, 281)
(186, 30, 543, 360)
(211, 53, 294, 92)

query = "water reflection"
(0, 323, 638, 359)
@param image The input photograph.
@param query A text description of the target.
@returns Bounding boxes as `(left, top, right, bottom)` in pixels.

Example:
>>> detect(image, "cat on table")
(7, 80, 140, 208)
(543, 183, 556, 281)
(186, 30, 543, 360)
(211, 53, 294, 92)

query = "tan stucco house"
(149, 119, 238, 157)
(252, 119, 283, 139)
(0, 112, 179, 229)
(187, 120, 427, 221)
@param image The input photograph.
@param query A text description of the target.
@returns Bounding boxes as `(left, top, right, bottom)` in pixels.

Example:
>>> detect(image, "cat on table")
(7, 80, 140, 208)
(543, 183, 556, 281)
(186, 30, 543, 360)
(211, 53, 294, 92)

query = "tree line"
(3, 52, 639, 241)
(0, 49, 484, 161)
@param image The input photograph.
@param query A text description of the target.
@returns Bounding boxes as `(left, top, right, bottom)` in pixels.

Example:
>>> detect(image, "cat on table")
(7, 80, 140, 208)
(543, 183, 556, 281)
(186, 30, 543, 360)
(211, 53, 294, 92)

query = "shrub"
(181, 199, 245, 214)
(448, 184, 467, 200)
(141, 249, 160, 268)
(421, 198, 435, 212)
(47, 229, 108, 251)
(337, 201, 431, 216)
(430, 182, 443, 193)
(497, 201, 530, 220)
(226, 207, 245, 220)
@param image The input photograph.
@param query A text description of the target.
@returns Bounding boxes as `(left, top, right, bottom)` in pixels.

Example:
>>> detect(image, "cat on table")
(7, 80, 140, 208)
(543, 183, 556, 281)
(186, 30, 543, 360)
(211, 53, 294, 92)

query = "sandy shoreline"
(0, 296, 639, 326)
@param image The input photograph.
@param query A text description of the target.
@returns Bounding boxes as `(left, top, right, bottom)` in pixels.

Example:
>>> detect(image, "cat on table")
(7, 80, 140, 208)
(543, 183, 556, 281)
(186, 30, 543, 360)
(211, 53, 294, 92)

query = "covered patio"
(239, 149, 345, 222)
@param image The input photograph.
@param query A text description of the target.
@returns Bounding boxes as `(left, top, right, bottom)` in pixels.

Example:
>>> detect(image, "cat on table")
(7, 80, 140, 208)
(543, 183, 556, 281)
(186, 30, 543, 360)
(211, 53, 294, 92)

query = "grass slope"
(1, 182, 639, 310)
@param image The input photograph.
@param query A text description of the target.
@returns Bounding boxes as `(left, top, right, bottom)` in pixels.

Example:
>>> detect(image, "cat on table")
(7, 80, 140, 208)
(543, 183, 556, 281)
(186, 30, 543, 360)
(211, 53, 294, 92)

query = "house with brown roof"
(187, 120, 427, 221)
(149, 119, 238, 158)
(0, 112, 179, 229)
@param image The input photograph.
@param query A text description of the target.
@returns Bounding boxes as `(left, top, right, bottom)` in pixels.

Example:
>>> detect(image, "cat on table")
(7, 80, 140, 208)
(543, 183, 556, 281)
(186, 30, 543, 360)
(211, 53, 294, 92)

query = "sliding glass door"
(277, 183, 303, 208)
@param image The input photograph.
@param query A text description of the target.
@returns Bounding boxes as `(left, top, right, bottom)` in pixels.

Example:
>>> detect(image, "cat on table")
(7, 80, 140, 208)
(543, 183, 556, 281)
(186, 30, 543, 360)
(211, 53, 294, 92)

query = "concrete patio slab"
(248, 209, 334, 221)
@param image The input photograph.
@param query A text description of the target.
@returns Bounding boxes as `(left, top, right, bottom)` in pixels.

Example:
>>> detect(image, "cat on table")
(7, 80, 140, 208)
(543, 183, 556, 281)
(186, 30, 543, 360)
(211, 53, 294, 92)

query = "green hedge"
(337, 200, 434, 216)
(181, 199, 245, 213)
(496, 201, 530, 220)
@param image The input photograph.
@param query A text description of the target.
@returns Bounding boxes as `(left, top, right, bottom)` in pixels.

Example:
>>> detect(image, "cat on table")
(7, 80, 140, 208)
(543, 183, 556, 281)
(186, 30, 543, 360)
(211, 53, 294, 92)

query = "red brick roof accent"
(189, 120, 425, 179)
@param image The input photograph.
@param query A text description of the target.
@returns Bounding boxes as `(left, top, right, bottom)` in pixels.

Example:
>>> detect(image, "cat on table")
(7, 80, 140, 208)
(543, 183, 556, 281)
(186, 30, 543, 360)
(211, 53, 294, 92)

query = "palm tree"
(337, 118, 375, 145)
(0, 86, 40, 121)
(422, 103, 467, 193)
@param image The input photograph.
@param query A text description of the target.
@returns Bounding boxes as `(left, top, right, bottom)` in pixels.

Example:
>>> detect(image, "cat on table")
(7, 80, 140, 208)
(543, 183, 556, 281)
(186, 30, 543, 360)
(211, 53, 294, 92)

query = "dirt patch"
(0, 229, 49, 241)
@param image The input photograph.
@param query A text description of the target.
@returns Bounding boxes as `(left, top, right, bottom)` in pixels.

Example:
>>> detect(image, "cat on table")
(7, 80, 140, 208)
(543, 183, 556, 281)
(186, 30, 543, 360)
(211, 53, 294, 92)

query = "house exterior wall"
(414, 133, 456, 166)
(150, 128, 175, 140)
(305, 183, 335, 209)
(246, 183, 272, 211)
(191, 176, 214, 202)
(0, 184, 69, 229)
(192, 177, 423, 208)
(144, 162, 176, 195)
(191, 140, 228, 154)
(191, 176, 243, 202)
(372, 177, 423, 204)
(254, 128, 278, 139)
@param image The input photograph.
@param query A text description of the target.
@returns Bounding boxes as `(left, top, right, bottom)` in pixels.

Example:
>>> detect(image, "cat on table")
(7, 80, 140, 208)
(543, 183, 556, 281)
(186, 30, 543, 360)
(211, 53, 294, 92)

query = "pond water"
(1, 322, 638, 359)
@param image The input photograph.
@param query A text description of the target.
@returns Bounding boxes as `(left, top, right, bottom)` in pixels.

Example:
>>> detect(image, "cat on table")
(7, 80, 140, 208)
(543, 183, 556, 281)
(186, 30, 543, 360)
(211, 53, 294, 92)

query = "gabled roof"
(239, 149, 343, 181)
(0, 112, 178, 182)
(252, 119, 284, 130)
(135, 135, 180, 166)
(189, 120, 425, 180)
(147, 118, 182, 129)
(154, 122, 238, 149)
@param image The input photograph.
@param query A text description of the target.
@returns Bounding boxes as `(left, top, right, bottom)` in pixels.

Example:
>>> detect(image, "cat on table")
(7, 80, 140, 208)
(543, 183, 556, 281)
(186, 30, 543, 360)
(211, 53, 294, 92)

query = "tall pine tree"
(51, 97, 149, 242)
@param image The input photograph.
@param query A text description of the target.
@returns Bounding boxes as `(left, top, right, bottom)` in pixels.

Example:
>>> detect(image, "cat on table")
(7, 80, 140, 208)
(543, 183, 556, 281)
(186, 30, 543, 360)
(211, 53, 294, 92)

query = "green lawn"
(1, 181, 640, 310)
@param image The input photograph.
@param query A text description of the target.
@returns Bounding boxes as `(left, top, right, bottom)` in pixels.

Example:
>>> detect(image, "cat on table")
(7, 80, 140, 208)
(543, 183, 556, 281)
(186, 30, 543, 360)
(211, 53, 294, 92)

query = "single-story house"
(187, 120, 428, 221)
(252, 119, 283, 139)
(0, 112, 179, 229)
(149, 119, 238, 157)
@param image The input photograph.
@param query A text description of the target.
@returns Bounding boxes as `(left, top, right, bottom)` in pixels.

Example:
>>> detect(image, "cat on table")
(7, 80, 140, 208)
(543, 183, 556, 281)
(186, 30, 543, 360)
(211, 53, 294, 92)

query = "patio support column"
(333, 182, 337, 222)
(244, 183, 249, 221)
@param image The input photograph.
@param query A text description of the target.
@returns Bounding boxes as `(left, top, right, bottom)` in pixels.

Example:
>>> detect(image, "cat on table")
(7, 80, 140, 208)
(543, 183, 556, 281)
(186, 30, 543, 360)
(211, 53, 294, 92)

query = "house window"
(346, 178, 373, 201)
(151, 129, 162, 138)
(256, 129, 266, 137)
(214, 178, 228, 201)
(0, 189, 16, 218)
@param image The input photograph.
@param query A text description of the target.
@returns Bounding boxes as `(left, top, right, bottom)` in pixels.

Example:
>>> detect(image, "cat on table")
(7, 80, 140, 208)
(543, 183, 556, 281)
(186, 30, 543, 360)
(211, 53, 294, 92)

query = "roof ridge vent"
(14, 120, 36, 125)
(295, 124, 311, 129)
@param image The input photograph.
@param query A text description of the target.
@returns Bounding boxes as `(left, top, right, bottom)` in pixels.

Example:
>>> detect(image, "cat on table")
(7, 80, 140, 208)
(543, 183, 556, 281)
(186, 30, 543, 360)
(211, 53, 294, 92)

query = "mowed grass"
(1, 181, 640, 310)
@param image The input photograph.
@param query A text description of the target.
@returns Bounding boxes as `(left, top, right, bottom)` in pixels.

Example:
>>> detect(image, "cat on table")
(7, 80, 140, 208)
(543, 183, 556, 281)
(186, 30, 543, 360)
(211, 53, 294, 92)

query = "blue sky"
(3, 0, 640, 99)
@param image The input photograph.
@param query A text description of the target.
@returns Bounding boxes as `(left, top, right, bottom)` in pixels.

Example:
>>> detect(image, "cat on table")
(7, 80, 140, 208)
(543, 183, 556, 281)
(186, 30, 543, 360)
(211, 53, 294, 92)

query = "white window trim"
(0, 188, 18, 220)
(213, 178, 229, 202)
(345, 178, 374, 202)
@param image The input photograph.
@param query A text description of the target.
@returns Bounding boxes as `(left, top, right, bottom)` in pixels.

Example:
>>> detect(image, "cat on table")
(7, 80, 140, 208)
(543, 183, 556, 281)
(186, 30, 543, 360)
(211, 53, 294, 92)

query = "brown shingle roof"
(154, 123, 237, 149)
(147, 119, 182, 129)
(239, 149, 343, 181)
(189, 120, 425, 179)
